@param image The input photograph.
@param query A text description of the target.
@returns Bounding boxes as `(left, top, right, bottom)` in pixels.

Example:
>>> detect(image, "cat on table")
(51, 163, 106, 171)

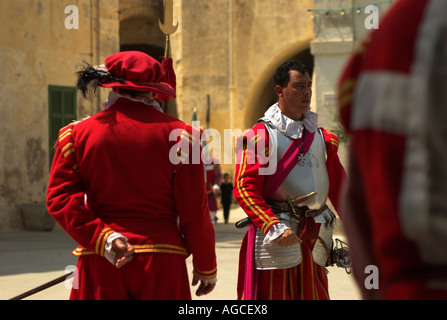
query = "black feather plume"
(76, 63, 125, 98)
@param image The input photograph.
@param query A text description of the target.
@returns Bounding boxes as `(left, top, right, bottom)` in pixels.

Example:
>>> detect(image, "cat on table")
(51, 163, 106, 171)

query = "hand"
(274, 229, 302, 247)
(112, 238, 135, 269)
(191, 274, 216, 297)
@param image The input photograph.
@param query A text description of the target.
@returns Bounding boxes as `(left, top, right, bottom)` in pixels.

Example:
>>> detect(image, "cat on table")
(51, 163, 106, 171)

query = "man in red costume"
(338, 0, 447, 300)
(234, 60, 346, 300)
(205, 156, 222, 224)
(46, 51, 217, 300)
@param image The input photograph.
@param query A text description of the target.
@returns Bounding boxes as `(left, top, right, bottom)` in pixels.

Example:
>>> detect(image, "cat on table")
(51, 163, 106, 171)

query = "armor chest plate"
(269, 129, 329, 210)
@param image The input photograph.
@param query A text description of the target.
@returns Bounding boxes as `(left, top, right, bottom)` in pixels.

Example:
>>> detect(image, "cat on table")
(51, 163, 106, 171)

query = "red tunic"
(205, 162, 222, 212)
(47, 98, 217, 299)
(234, 122, 346, 300)
(338, 0, 447, 299)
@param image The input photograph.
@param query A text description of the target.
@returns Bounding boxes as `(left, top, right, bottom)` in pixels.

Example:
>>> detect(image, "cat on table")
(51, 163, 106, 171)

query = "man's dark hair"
(273, 60, 309, 88)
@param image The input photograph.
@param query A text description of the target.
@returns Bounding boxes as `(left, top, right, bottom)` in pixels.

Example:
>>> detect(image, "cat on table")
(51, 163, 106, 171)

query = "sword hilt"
(288, 192, 317, 207)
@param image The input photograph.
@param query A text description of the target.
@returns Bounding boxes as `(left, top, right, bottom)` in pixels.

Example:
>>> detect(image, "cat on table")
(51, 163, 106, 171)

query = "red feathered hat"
(100, 51, 176, 101)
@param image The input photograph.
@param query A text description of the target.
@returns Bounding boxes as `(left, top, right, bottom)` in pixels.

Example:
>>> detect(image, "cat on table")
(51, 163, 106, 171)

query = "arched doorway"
(242, 40, 314, 129)
(119, 15, 165, 57)
(119, 5, 178, 118)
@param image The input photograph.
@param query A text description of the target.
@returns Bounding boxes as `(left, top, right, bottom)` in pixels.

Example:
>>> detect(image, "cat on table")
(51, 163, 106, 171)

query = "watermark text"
(65, 5, 79, 30)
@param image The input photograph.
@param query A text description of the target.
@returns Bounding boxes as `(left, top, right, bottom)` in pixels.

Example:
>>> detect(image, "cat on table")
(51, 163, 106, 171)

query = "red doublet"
(205, 163, 221, 212)
(47, 98, 217, 300)
(234, 123, 346, 300)
(338, 0, 447, 300)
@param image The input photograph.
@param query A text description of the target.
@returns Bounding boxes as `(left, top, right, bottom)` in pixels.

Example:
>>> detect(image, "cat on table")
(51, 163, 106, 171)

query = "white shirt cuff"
(262, 223, 290, 247)
(193, 270, 218, 286)
(104, 232, 128, 265)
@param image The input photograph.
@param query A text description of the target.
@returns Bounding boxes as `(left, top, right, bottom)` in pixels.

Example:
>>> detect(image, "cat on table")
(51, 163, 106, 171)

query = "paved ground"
(0, 206, 361, 300)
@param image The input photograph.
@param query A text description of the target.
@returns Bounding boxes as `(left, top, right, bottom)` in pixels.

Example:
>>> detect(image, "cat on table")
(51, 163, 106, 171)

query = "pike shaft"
(9, 271, 74, 300)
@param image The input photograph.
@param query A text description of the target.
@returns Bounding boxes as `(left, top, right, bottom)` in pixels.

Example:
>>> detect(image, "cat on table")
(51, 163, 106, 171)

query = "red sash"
(262, 129, 316, 198)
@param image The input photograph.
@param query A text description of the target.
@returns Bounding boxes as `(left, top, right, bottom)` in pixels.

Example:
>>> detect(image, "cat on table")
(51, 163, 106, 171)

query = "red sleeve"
(233, 123, 281, 235)
(173, 125, 217, 280)
(46, 124, 117, 257)
(321, 128, 347, 218)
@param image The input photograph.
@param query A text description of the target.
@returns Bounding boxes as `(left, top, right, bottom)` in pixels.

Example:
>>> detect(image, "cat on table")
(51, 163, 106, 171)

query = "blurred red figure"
(205, 156, 222, 223)
(339, 0, 447, 300)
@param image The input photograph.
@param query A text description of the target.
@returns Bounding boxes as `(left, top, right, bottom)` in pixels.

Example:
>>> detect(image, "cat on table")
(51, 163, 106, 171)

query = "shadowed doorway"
(119, 7, 178, 118)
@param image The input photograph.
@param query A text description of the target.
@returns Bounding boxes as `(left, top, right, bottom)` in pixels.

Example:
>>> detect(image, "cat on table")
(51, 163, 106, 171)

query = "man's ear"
(275, 85, 283, 97)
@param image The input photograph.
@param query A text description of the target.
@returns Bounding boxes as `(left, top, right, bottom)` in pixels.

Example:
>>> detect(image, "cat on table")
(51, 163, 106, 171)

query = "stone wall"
(0, 0, 119, 229)
(171, 0, 314, 175)
(0, 0, 393, 229)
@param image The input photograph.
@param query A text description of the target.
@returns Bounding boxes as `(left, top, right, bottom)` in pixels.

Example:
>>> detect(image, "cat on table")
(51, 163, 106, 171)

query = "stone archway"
(119, 14, 165, 58)
(119, 0, 165, 50)
(119, 9, 178, 118)
(242, 39, 314, 129)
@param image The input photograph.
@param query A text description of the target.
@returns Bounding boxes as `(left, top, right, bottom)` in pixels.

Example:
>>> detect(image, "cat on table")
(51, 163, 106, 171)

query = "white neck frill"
(263, 103, 318, 139)
(103, 90, 164, 113)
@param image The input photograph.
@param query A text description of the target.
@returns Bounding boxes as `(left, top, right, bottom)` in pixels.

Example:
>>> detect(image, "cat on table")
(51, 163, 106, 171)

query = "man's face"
(276, 70, 312, 120)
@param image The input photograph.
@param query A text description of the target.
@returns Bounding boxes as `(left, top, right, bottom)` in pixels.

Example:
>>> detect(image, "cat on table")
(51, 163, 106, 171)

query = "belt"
(234, 192, 326, 229)
(269, 201, 328, 219)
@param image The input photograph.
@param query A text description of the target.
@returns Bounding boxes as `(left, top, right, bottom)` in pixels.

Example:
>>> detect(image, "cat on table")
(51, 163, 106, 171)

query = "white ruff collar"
(103, 91, 164, 113)
(263, 103, 318, 139)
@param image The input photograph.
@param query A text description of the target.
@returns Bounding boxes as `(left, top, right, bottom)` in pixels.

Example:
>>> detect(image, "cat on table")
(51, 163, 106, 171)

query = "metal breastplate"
(254, 124, 335, 269)
(269, 127, 329, 210)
